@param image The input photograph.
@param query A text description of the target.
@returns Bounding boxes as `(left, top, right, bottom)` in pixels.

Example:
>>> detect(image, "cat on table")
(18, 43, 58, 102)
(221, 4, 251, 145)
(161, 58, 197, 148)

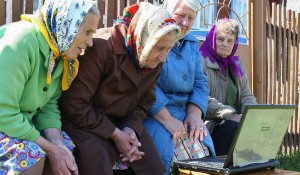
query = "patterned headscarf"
(21, 0, 97, 90)
(120, 2, 181, 70)
(199, 23, 243, 79)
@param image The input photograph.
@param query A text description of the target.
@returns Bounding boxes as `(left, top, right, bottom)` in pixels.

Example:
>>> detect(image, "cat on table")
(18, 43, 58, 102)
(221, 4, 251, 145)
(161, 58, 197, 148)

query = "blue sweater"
(148, 33, 209, 118)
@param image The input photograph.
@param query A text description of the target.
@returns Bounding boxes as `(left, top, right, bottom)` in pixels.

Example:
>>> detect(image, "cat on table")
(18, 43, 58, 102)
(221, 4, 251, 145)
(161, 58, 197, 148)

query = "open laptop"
(174, 104, 295, 174)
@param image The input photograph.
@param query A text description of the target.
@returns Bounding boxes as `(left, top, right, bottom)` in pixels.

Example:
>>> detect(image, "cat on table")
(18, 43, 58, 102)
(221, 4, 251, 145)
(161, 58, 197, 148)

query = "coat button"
(36, 107, 40, 111)
(43, 87, 48, 91)
(127, 92, 132, 96)
(183, 74, 188, 81)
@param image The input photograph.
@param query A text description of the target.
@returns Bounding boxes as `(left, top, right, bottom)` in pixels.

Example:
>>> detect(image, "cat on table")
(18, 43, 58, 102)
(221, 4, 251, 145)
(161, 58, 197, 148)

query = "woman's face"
(172, 3, 196, 39)
(65, 12, 99, 60)
(145, 34, 177, 68)
(216, 30, 236, 58)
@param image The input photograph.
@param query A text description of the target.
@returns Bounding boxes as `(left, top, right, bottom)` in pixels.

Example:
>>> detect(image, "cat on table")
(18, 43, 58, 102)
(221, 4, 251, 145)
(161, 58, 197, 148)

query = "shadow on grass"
(276, 150, 300, 172)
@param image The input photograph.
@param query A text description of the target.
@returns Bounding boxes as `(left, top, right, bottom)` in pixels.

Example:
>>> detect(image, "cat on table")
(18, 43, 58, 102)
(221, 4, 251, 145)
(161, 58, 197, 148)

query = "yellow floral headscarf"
(21, 0, 97, 90)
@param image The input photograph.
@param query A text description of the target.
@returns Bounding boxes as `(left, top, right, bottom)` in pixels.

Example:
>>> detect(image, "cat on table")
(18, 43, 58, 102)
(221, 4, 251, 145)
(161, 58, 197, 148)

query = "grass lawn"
(276, 150, 300, 172)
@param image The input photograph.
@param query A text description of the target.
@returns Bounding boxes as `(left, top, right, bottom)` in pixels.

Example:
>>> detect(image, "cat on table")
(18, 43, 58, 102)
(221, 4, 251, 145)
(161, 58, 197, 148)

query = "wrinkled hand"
(111, 128, 144, 163)
(163, 117, 186, 141)
(119, 127, 144, 162)
(229, 114, 242, 123)
(184, 114, 207, 141)
(47, 144, 78, 175)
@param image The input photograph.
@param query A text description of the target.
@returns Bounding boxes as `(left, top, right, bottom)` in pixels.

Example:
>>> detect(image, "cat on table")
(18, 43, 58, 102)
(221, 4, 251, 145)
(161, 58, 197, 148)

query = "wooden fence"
(265, 2, 300, 155)
(0, 0, 154, 27)
(1, 0, 300, 155)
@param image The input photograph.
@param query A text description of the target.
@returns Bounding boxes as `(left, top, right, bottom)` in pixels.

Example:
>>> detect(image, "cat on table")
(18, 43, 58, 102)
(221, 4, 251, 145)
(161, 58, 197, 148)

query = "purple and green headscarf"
(199, 22, 243, 79)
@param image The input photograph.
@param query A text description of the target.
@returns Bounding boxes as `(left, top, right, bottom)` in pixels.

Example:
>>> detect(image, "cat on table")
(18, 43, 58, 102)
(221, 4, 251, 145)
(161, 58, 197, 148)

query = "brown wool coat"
(59, 24, 165, 175)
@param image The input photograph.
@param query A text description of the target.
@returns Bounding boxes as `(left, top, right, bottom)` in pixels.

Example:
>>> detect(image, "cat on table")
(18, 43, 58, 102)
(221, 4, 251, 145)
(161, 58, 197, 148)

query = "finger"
(193, 129, 200, 141)
(128, 145, 138, 155)
(72, 168, 79, 175)
(70, 160, 78, 175)
(121, 156, 130, 162)
(183, 121, 188, 132)
(129, 155, 142, 162)
(68, 153, 77, 172)
(128, 135, 141, 147)
(63, 151, 77, 172)
(199, 127, 205, 141)
(61, 164, 72, 175)
(189, 125, 196, 138)
(133, 150, 145, 157)
(131, 139, 142, 147)
(172, 132, 180, 141)
(129, 132, 136, 140)
(203, 126, 207, 137)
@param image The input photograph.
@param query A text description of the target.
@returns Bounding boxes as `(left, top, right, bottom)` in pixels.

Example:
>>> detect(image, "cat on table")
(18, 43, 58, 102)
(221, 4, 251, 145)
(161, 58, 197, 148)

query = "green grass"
(170, 150, 300, 174)
(276, 150, 300, 172)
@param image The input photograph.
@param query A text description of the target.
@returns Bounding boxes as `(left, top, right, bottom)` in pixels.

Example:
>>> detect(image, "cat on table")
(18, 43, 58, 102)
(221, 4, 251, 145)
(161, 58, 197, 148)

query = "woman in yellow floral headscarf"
(0, 0, 99, 174)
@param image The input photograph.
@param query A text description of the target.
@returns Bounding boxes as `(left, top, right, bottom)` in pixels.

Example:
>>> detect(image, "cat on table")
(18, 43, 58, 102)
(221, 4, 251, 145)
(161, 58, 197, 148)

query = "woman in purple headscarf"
(200, 18, 257, 156)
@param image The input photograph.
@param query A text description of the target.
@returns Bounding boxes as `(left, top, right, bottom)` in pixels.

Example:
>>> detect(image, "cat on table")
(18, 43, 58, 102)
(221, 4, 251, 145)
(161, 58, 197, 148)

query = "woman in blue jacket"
(143, 0, 216, 174)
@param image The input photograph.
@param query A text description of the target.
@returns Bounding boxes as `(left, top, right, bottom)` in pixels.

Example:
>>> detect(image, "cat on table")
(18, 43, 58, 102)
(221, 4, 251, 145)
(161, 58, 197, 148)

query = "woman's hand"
(184, 103, 207, 141)
(119, 127, 145, 162)
(163, 117, 186, 141)
(35, 135, 78, 175)
(184, 113, 207, 141)
(111, 127, 145, 163)
(153, 107, 185, 141)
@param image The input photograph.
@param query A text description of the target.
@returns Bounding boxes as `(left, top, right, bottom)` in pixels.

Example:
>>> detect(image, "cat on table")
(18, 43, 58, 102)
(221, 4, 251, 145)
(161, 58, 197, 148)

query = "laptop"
(174, 104, 295, 174)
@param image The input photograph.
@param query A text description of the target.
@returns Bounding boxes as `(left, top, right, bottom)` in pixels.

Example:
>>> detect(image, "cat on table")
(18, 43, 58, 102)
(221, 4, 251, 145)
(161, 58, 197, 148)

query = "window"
(191, 0, 248, 44)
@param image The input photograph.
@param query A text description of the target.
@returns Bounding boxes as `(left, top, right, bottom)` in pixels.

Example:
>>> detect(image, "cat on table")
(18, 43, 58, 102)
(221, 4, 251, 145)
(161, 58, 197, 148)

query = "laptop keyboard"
(175, 157, 226, 169)
(187, 160, 224, 168)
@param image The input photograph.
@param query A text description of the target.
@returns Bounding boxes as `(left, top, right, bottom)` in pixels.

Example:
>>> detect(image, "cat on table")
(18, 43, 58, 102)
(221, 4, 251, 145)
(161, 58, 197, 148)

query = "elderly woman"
(59, 2, 181, 175)
(143, 0, 216, 174)
(0, 0, 100, 174)
(200, 18, 257, 156)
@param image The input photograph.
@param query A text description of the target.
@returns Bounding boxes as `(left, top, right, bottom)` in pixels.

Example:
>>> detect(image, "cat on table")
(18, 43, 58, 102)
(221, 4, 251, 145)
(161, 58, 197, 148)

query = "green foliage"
(276, 150, 300, 172)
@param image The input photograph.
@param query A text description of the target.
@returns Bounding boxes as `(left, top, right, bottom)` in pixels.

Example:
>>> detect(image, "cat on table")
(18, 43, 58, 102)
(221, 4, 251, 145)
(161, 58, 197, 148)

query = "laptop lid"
(224, 104, 295, 168)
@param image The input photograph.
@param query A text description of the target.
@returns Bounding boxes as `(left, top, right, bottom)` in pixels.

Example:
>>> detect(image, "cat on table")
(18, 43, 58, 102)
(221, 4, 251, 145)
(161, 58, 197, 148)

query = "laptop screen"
(226, 105, 295, 167)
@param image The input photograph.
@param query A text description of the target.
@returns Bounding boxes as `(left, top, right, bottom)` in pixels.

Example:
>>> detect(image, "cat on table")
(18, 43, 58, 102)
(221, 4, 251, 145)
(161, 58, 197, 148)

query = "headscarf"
(162, 0, 201, 14)
(119, 2, 181, 70)
(21, 0, 97, 90)
(199, 24, 243, 79)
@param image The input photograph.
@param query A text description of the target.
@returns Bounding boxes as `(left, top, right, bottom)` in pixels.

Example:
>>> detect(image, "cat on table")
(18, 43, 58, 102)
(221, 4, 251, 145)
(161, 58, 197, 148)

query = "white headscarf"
(162, 0, 201, 14)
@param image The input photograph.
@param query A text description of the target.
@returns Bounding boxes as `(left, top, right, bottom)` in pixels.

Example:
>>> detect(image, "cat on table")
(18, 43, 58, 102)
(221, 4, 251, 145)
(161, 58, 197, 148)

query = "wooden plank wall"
(266, 1, 300, 155)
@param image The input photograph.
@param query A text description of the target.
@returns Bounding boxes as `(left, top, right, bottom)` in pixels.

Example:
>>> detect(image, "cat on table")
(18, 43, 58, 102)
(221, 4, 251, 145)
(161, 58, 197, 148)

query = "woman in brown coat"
(59, 2, 181, 175)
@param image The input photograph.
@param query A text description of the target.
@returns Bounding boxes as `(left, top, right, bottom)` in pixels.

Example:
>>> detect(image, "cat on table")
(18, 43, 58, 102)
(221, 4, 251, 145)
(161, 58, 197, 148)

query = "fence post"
(117, 0, 126, 17)
(251, 0, 267, 104)
(11, 0, 22, 23)
(24, 0, 34, 14)
(0, 0, 5, 26)
(104, 0, 114, 27)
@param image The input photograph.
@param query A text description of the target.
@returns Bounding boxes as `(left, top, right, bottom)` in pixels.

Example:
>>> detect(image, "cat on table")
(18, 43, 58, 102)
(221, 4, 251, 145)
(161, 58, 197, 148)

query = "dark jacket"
(60, 24, 164, 175)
